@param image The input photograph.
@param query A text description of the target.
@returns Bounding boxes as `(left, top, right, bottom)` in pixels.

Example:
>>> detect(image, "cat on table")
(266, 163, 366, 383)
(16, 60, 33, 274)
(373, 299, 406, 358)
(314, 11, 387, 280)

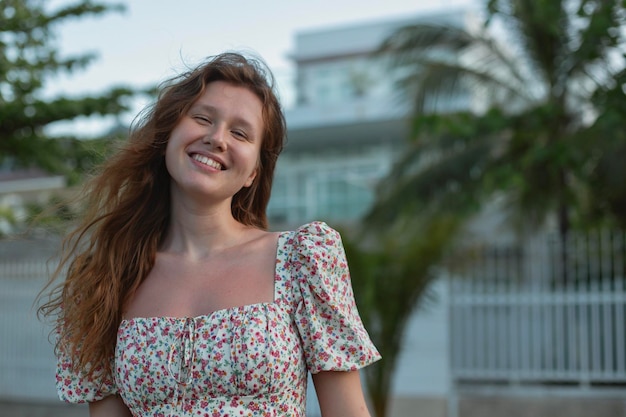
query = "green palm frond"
(380, 22, 542, 114)
(343, 212, 461, 417)
(366, 134, 493, 225)
(373, 0, 626, 237)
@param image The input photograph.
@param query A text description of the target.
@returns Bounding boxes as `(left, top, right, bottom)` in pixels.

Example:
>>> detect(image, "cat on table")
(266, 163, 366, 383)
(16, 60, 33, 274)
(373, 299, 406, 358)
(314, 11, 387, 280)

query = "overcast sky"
(46, 0, 476, 135)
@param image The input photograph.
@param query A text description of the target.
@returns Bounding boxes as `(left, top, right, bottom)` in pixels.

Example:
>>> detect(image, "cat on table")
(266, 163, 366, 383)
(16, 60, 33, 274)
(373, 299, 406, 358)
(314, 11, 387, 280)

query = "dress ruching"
(55, 221, 381, 416)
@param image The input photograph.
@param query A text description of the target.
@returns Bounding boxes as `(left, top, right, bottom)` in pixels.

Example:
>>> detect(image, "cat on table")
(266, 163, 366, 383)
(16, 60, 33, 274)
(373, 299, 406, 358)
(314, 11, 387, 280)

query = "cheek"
(163, 141, 178, 177)
(243, 153, 261, 187)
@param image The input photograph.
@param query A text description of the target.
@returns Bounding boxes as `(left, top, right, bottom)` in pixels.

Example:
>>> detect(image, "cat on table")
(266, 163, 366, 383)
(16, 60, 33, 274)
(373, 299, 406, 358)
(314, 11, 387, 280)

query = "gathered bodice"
(116, 301, 307, 415)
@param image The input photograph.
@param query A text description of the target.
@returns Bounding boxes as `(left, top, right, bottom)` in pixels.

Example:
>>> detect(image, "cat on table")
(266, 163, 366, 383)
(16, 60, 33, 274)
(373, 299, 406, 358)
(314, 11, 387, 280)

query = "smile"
(192, 154, 224, 170)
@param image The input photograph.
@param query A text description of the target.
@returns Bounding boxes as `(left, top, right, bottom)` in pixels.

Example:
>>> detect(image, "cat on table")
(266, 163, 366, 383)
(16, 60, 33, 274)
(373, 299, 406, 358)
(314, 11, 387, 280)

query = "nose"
(203, 124, 227, 151)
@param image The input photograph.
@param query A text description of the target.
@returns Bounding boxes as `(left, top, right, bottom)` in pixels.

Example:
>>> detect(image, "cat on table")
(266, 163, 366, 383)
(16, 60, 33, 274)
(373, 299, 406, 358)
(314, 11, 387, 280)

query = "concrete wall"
(390, 396, 447, 417)
(392, 280, 450, 397)
(458, 393, 626, 417)
(386, 280, 450, 417)
(0, 401, 86, 417)
(4, 395, 626, 417)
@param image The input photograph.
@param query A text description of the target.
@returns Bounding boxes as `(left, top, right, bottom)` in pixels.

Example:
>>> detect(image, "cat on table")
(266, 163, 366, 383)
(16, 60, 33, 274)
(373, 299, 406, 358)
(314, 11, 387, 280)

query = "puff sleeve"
(292, 222, 381, 373)
(56, 338, 118, 403)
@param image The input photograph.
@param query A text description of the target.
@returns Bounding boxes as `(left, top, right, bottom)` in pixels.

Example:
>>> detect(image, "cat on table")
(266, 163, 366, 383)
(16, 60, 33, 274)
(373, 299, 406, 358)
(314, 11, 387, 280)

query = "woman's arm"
(312, 370, 372, 417)
(89, 395, 132, 417)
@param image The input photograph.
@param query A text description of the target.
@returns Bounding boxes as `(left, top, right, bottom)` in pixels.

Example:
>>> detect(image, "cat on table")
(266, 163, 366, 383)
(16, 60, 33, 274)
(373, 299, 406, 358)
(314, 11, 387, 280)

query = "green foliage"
(584, 68, 626, 227)
(0, 0, 134, 176)
(366, 109, 509, 226)
(24, 193, 79, 234)
(343, 215, 460, 417)
(0, 205, 17, 236)
(375, 0, 626, 235)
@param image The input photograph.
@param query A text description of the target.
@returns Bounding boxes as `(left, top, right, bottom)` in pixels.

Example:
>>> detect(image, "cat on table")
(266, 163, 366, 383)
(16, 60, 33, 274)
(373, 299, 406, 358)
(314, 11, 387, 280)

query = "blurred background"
(1, 0, 626, 416)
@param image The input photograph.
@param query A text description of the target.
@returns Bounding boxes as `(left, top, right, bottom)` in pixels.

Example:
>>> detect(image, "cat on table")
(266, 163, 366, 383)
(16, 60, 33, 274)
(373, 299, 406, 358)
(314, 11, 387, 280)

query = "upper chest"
(124, 231, 285, 320)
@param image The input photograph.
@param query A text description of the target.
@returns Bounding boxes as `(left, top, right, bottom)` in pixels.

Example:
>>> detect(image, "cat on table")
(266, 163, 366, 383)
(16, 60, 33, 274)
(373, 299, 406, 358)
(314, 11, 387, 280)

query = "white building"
(268, 9, 470, 229)
(270, 9, 473, 417)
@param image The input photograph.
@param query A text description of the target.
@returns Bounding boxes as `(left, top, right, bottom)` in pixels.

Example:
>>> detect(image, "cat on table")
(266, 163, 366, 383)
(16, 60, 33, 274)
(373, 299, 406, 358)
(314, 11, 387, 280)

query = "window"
(268, 155, 390, 225)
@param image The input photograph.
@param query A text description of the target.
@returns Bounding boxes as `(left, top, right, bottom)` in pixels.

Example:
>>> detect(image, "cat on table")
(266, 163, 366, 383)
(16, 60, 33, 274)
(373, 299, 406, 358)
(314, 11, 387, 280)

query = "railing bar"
(590, 230, 602, 375)
(602, 274, 613, 376)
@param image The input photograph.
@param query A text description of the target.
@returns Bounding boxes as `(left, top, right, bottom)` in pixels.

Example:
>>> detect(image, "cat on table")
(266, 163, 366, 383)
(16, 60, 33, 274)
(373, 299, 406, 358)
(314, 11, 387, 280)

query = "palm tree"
(585, 65, 626, 228)
(369, 0, 626, 237)
(355, 3, 625, 413)
(342, 214, 460, 417)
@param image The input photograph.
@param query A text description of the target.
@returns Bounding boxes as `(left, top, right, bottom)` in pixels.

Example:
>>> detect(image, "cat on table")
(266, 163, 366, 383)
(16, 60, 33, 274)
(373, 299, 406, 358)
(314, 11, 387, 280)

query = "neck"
(161, 192, 251, 259)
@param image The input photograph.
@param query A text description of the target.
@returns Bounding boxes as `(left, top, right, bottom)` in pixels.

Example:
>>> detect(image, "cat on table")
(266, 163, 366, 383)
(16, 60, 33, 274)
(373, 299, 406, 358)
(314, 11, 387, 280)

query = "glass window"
(268, 155, 389, 225)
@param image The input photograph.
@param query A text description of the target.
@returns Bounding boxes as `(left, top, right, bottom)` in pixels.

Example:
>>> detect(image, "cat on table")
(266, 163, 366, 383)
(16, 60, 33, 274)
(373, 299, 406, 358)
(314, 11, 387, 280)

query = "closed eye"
(193, 115, 211, 124)
(231, 130, 248, 140)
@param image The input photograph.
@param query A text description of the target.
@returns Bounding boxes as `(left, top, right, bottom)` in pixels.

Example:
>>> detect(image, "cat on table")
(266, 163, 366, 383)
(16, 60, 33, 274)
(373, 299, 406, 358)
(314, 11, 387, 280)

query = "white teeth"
(192, 154, 222, 170)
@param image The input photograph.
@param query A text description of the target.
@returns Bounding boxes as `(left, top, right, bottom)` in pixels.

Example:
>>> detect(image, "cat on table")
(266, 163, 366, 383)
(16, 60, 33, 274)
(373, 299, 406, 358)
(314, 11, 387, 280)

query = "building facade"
(268, 9, 469, 230)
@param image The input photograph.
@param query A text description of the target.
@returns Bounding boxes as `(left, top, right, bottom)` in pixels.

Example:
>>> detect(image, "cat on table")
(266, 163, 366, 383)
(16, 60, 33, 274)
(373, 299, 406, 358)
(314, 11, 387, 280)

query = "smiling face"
(165, 81, 264, 207)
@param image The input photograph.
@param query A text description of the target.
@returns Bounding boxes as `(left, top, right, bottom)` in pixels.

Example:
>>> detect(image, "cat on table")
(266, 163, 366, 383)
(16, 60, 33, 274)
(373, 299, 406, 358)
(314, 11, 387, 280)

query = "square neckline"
(120, 229, 290, 325)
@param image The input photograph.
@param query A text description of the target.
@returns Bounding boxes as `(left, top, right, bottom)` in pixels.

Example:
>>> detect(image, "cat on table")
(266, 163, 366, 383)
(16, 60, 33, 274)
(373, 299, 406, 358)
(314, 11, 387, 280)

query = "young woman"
(41, 52, 380, 416)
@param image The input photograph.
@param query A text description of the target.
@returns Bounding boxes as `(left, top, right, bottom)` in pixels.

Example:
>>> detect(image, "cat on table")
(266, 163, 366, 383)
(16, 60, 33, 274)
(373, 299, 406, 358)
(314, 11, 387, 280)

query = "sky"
(46, 0, 477, 136)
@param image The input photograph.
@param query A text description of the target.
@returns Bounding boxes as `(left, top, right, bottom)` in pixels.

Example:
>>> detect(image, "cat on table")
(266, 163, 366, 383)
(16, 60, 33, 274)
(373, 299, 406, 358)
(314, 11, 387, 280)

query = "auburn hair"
(38, 52, 286, 378)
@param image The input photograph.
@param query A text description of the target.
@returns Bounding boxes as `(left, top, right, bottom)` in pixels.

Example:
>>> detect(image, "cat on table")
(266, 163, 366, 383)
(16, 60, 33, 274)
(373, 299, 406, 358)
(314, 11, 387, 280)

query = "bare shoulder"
(240, 227, 281, 252)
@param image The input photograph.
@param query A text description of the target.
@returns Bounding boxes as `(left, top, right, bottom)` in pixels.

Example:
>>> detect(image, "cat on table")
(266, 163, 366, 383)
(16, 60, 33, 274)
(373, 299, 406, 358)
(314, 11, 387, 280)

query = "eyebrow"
(190, 103, 259, 135)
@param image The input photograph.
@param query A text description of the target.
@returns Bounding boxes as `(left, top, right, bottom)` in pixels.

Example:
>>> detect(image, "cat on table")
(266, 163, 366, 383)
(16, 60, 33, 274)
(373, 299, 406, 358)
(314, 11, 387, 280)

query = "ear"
(243, 168, 257, 188)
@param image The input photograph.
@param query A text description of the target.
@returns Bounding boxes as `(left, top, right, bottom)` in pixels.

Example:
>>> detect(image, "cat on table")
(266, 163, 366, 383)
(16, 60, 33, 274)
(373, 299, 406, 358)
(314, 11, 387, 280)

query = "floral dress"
(56, 222, 381, 416)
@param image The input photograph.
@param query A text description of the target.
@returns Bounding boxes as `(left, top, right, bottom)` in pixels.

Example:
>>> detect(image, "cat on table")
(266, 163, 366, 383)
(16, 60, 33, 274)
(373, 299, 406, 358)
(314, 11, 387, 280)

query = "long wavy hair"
(38, 52, 286, 378)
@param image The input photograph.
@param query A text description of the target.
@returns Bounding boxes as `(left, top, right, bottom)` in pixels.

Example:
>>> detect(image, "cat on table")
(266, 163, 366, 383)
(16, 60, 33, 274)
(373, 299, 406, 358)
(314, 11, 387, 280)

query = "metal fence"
(0, 259, 58, 401)
(450, 230, 626, 386)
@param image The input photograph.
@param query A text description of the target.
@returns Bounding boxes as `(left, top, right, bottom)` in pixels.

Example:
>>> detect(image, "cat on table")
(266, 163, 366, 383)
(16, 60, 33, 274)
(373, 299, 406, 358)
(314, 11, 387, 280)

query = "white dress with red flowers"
(56, 222, 381, 416)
